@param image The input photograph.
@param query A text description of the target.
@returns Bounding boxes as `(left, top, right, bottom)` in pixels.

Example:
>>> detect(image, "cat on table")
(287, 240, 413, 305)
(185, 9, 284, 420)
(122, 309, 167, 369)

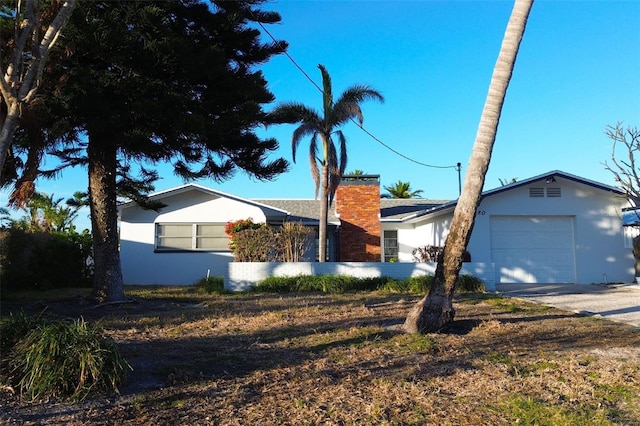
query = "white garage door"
(490, 216, 576, 284)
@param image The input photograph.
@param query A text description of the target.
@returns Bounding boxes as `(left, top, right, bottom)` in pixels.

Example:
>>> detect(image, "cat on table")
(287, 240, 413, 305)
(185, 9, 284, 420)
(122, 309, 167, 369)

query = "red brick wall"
(335, 177, 381, 261)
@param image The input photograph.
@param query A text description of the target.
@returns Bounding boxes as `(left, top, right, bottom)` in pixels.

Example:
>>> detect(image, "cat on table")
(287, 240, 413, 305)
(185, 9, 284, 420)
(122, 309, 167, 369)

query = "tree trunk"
(405, 0, 534, 333)
(0, 0, 76, 183)
(0, 103, 20, 185)
(632, 235, 640, 278)
(318, 163, 329, 262)
(87, 133, 125, 303)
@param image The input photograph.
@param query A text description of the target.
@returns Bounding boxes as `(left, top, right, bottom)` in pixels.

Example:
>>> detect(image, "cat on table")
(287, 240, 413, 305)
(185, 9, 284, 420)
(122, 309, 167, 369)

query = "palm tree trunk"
(405, 0, 534, 333)
(87, 132, 125, 303)
(318, 163, 329, 262)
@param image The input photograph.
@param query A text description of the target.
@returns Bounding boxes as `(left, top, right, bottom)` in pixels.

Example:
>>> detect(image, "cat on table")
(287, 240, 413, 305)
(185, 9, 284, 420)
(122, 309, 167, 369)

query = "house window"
(624, 226, 640, 249)
(155, 223, 229, 251)
(383, 230, 398, 262)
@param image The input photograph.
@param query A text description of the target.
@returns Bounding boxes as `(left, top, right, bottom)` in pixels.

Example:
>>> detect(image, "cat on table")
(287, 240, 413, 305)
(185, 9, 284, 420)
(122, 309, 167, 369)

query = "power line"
(255, 20, 458, 170)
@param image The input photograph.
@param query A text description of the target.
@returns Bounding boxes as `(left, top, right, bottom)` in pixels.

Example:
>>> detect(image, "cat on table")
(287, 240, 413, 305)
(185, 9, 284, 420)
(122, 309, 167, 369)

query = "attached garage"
(399, 171, 635, 288)
(490, 215, 576, 284)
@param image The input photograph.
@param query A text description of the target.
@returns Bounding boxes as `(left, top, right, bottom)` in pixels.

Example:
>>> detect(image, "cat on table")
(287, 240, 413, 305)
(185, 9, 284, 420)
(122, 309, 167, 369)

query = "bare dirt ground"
(1, 288, 639, 425)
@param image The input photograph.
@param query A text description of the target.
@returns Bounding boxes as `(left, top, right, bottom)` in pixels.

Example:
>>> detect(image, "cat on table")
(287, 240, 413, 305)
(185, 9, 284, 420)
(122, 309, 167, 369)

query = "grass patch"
(483, 295, 552, 313)
(499, 395, 617, 425)
(194, 276, 225, 294)
(1, 287, 639, 424)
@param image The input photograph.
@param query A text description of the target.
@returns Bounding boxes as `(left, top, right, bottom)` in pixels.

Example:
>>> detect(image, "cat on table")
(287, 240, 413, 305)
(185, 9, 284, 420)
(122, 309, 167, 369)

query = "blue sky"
(2, 0, 639, 231)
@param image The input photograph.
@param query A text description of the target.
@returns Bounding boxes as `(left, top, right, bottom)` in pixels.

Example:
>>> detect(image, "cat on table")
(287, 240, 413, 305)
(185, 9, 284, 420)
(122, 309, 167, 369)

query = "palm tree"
(382, 180, 424, 199)
(498, 177, 518, 186)
(11, 192, 80, 233)
(405, 0, 534, 333)
(270, 64, 383, 262)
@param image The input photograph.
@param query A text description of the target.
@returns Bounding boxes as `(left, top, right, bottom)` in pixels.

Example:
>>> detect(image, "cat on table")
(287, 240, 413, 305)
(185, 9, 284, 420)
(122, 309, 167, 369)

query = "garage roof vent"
(547, 187, 562, 197)
(529, 187, 544, 198)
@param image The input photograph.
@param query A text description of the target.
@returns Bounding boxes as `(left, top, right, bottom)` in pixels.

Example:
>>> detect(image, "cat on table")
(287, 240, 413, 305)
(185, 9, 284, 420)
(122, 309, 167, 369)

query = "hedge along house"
(118, 170, 635, 287)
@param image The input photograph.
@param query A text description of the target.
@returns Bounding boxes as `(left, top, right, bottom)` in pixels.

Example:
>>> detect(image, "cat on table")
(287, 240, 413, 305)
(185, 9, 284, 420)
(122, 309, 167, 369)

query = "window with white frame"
(383, 230, 398, 262)
(155, 223, 229, 251)
(624, 226, 640, 249)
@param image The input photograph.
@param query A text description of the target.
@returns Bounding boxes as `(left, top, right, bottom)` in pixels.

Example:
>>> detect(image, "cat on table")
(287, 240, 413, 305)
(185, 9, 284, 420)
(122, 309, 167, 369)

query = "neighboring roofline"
(380, 208, 441, 223)
(485, 170, 623, 197)
(406, 170, 624, 223)
(118, 183, 290, 215)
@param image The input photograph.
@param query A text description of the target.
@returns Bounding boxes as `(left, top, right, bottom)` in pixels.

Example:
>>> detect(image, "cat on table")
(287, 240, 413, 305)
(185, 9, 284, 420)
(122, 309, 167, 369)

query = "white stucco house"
(118, 170, 635, 288)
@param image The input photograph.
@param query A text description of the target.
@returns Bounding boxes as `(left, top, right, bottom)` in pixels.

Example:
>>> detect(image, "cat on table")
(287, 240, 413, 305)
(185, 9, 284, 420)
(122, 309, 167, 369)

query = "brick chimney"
(335, 174, 381, 262)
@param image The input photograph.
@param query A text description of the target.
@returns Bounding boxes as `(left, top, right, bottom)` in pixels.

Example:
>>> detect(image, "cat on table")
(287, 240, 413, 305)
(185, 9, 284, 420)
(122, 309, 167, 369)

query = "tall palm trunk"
(87, 132, 125, 303)
(405, 0, 534, 333)
(319, 163, 329, 262)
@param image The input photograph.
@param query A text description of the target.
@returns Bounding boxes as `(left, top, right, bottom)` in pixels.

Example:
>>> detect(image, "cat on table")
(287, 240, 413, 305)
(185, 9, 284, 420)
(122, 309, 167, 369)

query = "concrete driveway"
(495, 283, 640, 328)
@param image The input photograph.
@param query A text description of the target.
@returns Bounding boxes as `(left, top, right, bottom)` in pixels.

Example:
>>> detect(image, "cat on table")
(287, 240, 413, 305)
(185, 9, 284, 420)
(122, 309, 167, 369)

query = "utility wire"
(255, 20, 459, 170)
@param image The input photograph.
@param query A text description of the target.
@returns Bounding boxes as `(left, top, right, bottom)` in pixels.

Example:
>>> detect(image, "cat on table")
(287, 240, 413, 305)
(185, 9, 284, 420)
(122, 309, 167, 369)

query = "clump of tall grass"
(195, 275, 225, 294)
(0, 311, 45, 359)
(4, 318, 130, 401)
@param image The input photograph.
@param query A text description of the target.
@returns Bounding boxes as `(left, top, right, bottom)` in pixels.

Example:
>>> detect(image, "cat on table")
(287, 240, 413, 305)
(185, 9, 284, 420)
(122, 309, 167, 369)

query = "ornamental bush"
(227, 219, 315, 262)
(224, 218, 265, 251)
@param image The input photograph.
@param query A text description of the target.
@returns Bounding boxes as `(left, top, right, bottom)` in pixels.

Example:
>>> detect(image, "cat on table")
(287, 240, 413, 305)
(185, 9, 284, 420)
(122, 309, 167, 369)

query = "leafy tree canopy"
(6, 0, 290, 206)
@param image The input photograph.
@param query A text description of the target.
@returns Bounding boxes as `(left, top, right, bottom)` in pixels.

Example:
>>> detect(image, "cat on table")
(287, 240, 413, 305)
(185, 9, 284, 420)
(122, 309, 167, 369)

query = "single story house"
(118, 170, 635, 287)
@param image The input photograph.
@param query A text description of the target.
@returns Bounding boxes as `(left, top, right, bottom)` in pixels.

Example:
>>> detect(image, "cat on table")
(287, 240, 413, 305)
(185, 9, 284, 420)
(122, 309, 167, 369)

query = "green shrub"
(255, 273, 484, 295)
(293, 275, 323, 292)
(195, 276, 225, 294)
(0, 228, 93, 292)
(6, 318, 129, 401)
(378, 278, 410, 293)
(352, 277, 388, 292)
(407, 275, 434, 293)
(456, 274, 485, 293)
(256, 275, 297, 292)
(256, 275, 426, 294)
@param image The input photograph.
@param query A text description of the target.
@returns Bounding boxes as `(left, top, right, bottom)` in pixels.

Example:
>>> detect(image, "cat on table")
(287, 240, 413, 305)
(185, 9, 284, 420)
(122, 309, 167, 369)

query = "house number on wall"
(476, 210, 486, 216)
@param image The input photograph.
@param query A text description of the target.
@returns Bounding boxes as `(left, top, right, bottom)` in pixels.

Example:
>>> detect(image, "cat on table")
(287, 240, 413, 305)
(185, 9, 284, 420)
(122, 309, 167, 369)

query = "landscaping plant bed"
(1, 286, 639, 425)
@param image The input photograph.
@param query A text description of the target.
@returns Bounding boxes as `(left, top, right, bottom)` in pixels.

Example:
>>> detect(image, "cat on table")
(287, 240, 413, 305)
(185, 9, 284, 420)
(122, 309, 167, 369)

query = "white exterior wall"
(382, 214, 452, 262)
(404, 178, 633, 285)
(226, 261, 495, 292)
(119, 176, 633, 288)
(120, 190, 269, 285)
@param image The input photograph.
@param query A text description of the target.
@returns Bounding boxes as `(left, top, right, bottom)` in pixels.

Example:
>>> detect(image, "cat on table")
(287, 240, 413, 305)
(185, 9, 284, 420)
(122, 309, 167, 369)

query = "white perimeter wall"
(226, 261, 495, 292)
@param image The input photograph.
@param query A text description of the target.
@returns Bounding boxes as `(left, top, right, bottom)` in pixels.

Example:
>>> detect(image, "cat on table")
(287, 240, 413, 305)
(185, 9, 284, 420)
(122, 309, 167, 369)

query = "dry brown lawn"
(1, 287, 639, 425)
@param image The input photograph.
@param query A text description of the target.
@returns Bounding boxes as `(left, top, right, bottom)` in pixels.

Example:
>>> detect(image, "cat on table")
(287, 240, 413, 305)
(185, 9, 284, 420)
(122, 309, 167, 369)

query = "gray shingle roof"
(252, 198, 450, 223)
